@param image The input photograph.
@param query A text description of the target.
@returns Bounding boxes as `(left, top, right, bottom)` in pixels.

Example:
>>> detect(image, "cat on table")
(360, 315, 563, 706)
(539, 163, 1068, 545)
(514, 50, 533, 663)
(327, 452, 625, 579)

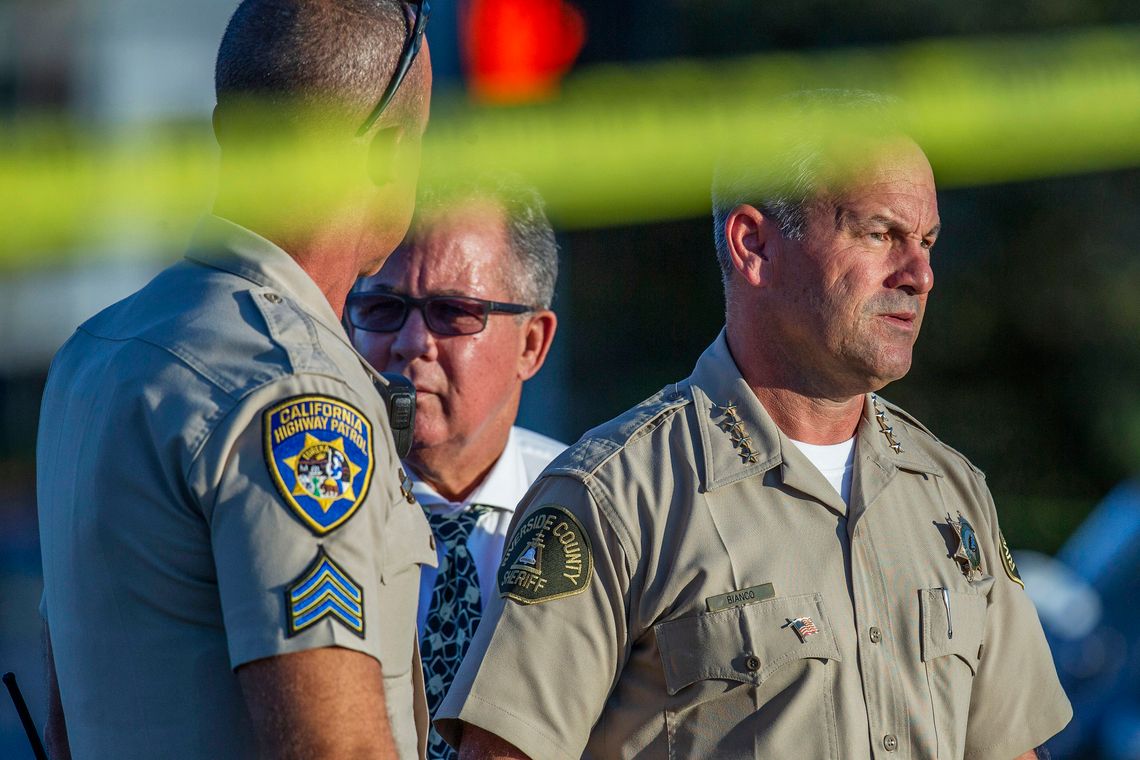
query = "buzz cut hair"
(214, 0, 425, 131)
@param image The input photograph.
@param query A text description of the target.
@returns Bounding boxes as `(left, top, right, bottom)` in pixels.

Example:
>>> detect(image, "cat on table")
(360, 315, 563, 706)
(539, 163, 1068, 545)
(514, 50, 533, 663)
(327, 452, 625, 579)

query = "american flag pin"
(791, 617, 819, 642)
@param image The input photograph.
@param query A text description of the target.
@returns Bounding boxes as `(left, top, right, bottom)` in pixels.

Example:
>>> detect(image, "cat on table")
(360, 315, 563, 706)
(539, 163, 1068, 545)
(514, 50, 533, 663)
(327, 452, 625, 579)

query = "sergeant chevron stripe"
(285, 548, 365, 638)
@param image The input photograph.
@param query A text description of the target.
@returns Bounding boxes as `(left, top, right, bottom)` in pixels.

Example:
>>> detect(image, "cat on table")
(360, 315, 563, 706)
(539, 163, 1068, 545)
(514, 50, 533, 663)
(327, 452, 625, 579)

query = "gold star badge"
(282, 433, 362, 513)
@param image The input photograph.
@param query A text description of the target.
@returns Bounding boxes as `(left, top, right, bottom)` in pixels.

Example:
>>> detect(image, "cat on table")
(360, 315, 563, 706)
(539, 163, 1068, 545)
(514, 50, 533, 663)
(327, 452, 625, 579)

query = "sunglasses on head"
(346, 291, 535, 336)
(356, 0, 432, 138)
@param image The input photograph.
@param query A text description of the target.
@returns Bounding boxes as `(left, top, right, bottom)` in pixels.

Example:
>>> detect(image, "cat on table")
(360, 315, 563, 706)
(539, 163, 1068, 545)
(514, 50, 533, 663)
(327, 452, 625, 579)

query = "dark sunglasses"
(346, 292, 534, 336)
(356, 0, 432, 138)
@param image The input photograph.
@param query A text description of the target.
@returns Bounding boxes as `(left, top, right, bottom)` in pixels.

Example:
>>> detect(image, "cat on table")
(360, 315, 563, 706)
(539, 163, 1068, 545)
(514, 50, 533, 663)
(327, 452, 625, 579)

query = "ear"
(367, 125, 406, 187)
(724, 204, 776, 289)
(517, 310, 558, 381)
(211, 104, 222, 144)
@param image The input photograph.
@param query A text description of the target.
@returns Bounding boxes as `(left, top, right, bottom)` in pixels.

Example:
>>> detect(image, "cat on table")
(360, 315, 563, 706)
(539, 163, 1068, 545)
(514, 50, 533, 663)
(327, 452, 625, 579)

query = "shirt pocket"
(374, 498, 437, 677)
(655, 592, 841, 760)
(920, 588, 987, 759)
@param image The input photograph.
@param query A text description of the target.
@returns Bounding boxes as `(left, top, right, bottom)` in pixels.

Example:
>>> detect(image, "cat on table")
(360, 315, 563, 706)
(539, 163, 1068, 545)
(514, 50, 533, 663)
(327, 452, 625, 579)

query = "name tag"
(705, 582, 775, 612)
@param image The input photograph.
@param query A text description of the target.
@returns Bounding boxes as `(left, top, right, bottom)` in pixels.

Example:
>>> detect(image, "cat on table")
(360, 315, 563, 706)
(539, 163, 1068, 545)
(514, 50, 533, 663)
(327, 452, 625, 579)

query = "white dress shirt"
(412, 426, 567, 633)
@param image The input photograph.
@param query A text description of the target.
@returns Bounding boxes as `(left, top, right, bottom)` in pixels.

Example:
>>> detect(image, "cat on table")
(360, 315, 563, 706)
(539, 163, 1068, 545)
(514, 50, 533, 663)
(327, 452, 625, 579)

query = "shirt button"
(869, 626, 882, 644)
(263, 292, 283, 304)
(744, 654, 761, 672)
(883, 734, 898, 752)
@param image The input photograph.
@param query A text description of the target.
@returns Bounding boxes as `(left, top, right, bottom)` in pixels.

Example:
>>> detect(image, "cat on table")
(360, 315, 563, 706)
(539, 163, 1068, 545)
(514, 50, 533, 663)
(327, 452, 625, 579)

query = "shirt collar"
(690, 329, 940, 501)
(408, 428, 528, 513)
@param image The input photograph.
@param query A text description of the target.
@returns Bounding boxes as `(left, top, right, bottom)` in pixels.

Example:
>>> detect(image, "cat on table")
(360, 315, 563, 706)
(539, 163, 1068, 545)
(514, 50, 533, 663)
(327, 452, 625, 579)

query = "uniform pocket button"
(744, 654, 761, 672)
(883, 734, 898, 752)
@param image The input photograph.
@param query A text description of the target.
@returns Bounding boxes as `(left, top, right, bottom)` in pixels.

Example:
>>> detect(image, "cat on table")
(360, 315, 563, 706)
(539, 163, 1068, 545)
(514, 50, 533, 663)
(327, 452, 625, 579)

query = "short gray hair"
(418, 176, 560, 309)
(711, 90, 901, 286)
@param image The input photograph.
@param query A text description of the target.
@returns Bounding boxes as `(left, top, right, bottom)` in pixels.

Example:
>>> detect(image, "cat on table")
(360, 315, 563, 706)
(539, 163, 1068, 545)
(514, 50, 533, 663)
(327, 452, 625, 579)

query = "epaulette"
(249, 286, 341, 379)
(878, 395, 987, 479)
(550, 383, 691, 478)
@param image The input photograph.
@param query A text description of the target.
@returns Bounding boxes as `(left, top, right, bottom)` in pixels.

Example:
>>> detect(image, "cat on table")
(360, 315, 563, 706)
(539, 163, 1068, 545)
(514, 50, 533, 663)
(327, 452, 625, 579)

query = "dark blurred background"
(2, 0, 1138, 757)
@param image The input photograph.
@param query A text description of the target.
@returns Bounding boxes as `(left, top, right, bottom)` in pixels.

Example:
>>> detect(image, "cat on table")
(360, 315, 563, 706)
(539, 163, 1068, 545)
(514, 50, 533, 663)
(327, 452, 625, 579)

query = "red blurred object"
(461, 0, 586, 103)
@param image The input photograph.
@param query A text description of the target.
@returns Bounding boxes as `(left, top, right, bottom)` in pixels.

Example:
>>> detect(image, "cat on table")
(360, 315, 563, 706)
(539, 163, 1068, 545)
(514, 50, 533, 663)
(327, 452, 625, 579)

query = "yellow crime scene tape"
(1, 26, 1138, 268)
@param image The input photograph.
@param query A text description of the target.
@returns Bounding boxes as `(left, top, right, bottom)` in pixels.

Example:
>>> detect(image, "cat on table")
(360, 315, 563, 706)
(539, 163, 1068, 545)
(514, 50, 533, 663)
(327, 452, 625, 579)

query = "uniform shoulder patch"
(286, 548, 365, 637)
(264, 395, 374, 535)
(999, 531, 1025, 588)
(499, 505, 593, 605)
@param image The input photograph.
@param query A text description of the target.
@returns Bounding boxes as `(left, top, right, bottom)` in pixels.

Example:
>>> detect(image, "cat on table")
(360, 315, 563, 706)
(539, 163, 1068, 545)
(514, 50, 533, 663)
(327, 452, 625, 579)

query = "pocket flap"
(655, 592, 841, 695)
(920, 588, 987, 673)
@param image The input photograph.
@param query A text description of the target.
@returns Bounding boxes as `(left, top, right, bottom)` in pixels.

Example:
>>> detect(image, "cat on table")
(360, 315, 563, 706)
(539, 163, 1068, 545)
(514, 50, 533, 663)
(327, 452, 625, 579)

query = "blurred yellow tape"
(1, 27, 1138, 266)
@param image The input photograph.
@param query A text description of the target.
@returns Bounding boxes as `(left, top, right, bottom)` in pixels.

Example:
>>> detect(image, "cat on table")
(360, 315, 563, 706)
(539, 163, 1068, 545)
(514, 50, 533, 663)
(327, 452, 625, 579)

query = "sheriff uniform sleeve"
(963, 479, 1072, 759)
(434, 474, 633, 760)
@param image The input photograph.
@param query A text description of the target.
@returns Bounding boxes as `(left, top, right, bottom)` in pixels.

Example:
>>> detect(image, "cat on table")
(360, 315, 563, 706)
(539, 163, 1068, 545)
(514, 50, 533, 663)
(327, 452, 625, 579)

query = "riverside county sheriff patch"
(264, 395, 374, 535)
(499, 505, 593, 604)
(999, 531, 1025, 588)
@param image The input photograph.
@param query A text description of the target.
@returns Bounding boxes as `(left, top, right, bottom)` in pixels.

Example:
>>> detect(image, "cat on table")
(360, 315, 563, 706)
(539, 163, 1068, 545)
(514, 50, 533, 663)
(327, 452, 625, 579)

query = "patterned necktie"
(422, 505, 490, 760)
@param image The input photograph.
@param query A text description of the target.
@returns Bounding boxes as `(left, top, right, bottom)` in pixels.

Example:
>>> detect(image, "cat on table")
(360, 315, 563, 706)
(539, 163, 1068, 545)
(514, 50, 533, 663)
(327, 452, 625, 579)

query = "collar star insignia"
(715, 401, 738, 417)
(870, 394, 903, 454)
(719, 418, 745, 435)
(713, 400, 758, 464)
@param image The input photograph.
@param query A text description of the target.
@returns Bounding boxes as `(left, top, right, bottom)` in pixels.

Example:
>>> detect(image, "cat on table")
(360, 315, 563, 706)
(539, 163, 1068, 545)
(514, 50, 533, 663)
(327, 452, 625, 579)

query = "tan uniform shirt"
(38, 216, 436, 759)
(437, 331, 1071, 760)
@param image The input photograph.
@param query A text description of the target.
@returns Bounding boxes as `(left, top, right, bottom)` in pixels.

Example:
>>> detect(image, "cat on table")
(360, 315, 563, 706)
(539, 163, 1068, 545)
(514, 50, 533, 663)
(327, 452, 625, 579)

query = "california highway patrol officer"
(36, 2, 435, 757)
(437, 93, 1072, 759)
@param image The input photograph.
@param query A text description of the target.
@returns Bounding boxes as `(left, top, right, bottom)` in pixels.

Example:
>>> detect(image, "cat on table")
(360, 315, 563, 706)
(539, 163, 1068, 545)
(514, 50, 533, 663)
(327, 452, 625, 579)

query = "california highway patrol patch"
(285, 548, 365, 638)
(264, 395, 374, 535)
(499, 505, 593, 604)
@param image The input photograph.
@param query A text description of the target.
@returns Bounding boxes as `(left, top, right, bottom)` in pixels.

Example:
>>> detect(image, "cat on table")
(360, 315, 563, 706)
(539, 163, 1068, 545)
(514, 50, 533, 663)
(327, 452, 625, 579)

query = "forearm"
(238, 648, 396, 759)
(458, 724, 531, 760)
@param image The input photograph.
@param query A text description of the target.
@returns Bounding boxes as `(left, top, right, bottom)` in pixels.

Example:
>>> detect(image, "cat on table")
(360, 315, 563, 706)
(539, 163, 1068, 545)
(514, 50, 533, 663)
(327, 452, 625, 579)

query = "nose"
(389, 305, 438, 365)
(886, 238, 934, 297)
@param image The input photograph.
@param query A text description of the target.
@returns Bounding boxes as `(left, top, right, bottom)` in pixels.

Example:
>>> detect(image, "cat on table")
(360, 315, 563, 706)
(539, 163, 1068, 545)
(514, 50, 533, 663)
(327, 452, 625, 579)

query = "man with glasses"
(349, 177, 564, 760)
(37, 1, 434, 758)
(436, 93, 1070, 759)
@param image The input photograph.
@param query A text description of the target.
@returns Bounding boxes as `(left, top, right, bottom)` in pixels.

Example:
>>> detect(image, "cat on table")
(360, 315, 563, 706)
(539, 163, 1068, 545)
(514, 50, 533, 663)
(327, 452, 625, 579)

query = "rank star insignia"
(871, 394, 904, 454)
(715, 401, 738, 417)
(948, 511, 983, 580)
(719, 418, 745, 435)
(713, 400, 758, 464)
(265, 395, 374, 535)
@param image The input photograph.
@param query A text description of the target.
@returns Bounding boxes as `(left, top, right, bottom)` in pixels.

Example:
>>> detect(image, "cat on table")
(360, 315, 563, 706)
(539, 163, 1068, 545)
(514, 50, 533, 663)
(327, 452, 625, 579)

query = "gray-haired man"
(349, 179, 565, 760)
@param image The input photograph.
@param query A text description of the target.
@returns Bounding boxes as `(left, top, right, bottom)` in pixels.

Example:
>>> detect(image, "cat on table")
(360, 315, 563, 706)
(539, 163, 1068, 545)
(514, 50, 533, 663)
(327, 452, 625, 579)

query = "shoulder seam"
(556, 390, 690, 479)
